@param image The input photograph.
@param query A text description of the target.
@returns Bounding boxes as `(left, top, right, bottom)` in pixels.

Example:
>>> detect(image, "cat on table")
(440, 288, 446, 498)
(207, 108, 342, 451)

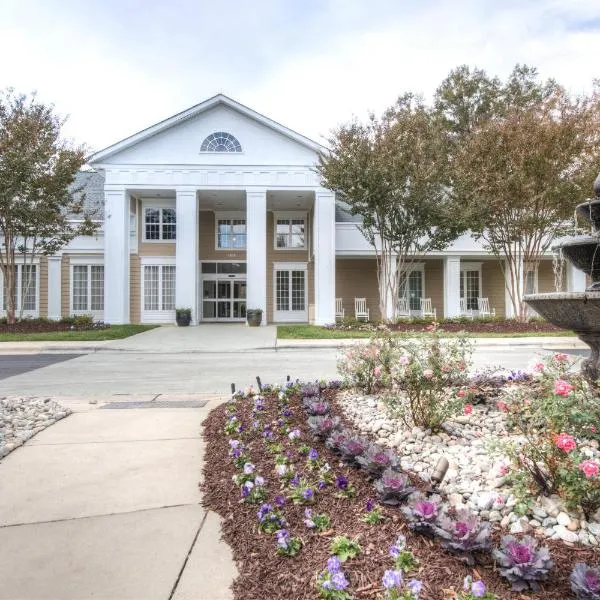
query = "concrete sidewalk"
(0, 395, 237, 600)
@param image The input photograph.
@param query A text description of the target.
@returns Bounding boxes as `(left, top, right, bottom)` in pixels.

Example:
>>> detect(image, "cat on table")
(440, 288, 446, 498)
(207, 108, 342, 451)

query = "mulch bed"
(0, 321, 106, 334)
(201, 386, 598, 600)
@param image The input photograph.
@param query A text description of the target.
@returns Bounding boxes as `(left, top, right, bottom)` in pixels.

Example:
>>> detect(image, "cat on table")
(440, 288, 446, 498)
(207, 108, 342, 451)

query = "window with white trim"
(144, 265, 176, 311)
(1, 264, 38, 313)
(72, 265, 104, 313)
(217, 218, 246, 249)
(275, 217, 306, 249)
(144, 208, 176, 241)
(460, 268, 481, 311)
(399, 269, 424, 311)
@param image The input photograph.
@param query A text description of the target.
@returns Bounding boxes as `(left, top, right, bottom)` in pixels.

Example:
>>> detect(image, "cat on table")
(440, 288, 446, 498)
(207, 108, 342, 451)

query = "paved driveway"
(0, 354, 81, 381)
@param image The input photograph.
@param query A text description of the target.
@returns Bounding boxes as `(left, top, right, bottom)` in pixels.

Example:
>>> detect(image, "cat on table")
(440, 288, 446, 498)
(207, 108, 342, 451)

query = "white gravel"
(338, 389, 600, 547)
(0, 397, 70, 459)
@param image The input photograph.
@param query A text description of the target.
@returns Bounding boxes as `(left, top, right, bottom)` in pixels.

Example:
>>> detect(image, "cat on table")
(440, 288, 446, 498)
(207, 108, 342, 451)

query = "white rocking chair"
(420, 298, 437, 320)
(460, 298, 474, 319)
(354, 298, 370, 321)
(397, 297, 411, 319)
(335, 298, 345, 321)
(477, 297, 496, 318)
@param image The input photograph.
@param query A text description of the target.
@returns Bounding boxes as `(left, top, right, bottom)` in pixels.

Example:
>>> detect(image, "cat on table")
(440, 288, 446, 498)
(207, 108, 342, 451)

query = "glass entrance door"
(202, 278, 246, 321)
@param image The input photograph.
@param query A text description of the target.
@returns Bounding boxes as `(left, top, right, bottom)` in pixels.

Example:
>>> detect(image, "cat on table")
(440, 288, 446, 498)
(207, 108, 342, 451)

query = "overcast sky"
(2, 0, 599, 153)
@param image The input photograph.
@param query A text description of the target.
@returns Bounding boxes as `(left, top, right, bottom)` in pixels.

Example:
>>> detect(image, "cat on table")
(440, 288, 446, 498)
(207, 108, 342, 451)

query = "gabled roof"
(88, 94, 326, 163)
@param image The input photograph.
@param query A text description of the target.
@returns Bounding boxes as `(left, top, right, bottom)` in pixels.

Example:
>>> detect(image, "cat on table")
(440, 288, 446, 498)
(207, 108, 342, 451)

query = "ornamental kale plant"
(492, 535, 553, 592)
(257, 503, 286, 534)
(375, 469, 415, 506)
(389, 535, 419, 573)
(570, 563, 600, 600)
(338, 435, 369, 465)
(356, 443, 401, 477)
(275, 529, 303, 557)
(433, 508, 492, 565)
(308, 415, 341, 438)
(303, 508, 331, 532)
(301, 382, 321, 398)
(325, 429, 350, 454)
(304, 398, 331, 416)
(330, 536, 361, 561)
(458, 576, 497, 599)
(400, 493, 441, 537)
(317, 557, 352, 600)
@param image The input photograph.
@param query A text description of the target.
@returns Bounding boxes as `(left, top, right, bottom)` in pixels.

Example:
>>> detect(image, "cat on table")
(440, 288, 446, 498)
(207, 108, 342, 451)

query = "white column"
(246, 189, 267, 324)
(314, 190, 336, 325)
(443, 256, 461, 318)
(47, 256, 62, 320)
(104, 187, 130, 324)
(176, 189, 199, 323)
(567, 262, 586, 292)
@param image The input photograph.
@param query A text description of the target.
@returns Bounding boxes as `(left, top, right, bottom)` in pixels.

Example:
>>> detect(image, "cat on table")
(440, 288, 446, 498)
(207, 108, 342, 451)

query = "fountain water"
(524, 173, 600, 385)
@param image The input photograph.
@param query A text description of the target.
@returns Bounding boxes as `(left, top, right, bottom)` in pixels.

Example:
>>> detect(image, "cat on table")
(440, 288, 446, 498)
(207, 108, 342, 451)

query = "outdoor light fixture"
(430, 457, 449, 487)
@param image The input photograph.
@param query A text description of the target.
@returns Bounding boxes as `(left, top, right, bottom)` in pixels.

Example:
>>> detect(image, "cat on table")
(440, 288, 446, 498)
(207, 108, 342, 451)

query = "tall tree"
(436, 65, 600, 320)
(0, 89, 98, 323)
(317, 94, 465, 320)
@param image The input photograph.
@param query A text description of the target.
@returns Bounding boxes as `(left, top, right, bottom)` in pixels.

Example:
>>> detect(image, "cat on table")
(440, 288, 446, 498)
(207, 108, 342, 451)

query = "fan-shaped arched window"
(200, 132, 242, 152)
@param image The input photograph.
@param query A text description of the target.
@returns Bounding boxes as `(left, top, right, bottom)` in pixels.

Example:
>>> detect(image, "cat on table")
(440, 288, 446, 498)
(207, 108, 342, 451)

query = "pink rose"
(533, 361, 545, 372)
(441, 365, 451, 373)
(457, 389, 466, 398)
(463, 404, 473, 415)
(579, 460, 599, 479)
(423, 369, 434, 380)
(498, 464, 510, 477)
(554, 379, 574, 397)
(555, 433, 577, 452)
(497, 401, 508, 413)
(554, 353, 569, 362)
(373, 366, 382, 377)
(399, 356, 409, 365)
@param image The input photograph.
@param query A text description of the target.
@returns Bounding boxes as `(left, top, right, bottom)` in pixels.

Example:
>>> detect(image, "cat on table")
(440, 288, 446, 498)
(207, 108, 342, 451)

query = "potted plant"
(246, 308, 263, 327)
(176, 308, 192, 327)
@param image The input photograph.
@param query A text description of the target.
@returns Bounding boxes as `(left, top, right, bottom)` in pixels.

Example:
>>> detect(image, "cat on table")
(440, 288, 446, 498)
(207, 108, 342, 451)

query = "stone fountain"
(524, 174, 600, 385)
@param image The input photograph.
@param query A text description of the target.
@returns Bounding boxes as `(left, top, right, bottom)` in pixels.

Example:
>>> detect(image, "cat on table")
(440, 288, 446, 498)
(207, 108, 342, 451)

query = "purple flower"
(282, 408, 292, 417)
(275, 529, 289, 549)
(327, 556, 341, 573)
(252, 420, 260, 429)
(228, 439, 240, 449)
(274, 495, 286, 507)
(302, 488, 314, 501)
(308, 448, 319, 461)
(275, 464, 287, 476)
(290, 473, 300, 487)
(241, 481, 253, 498)
(408, 580, 423, 596)
(366, 498, 375, 512)
(389, 535, 407, 558)
(288, 428, 301, 440)
(382, 569, 402, 590)
(336, 475, 349, 491)
(232, 448, 242, 458)
(303, 509, 315, 528)
(331, 572, 349, 591)
(321, 580, 332, 590)
(318, 480, 327, 489)
(471, 580, 486, 597)
(257, 503, 273, 521)
(243, 462, 255, 474)
(254, 475, 265, 487)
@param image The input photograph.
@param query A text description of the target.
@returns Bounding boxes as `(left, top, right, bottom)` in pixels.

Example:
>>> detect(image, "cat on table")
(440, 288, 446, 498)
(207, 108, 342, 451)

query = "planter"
(176, 308, 192, 327)
(246, 309, 263, 327)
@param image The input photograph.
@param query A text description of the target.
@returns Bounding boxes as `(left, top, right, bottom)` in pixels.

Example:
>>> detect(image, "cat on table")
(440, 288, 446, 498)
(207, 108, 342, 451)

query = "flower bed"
(201, 379, 599, 600)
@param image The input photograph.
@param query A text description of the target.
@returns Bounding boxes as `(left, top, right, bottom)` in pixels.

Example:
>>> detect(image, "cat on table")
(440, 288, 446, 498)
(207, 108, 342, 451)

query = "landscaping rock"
(553, 525, 579, 543)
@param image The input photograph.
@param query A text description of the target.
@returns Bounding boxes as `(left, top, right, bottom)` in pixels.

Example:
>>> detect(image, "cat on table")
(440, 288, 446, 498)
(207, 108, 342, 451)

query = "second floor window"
(276, 218, 305, 249)
(145, 208, 176, 241)
(217, 219, 246, 249)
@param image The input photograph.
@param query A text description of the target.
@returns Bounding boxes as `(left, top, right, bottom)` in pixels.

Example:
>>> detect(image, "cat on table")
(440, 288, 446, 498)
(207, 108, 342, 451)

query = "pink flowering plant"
(384, 326, 473, 431)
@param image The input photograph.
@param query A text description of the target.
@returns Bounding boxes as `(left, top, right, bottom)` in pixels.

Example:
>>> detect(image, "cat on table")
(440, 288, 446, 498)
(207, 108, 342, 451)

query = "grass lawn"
(277, 324, 576, 339)
(0, 324, 158, 342)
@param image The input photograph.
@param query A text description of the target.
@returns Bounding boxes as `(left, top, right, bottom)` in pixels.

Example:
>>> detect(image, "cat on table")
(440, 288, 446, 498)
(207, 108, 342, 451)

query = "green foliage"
(330, 536, 361, 561)
(360, 506, 385, 525)
(0, 89, 98, 322)
(383, 326, 472, 431)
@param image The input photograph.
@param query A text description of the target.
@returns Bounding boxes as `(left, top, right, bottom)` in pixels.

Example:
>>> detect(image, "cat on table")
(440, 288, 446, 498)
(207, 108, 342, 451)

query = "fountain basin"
(553, 236, 600, 284)
(524, 292, 600, 333)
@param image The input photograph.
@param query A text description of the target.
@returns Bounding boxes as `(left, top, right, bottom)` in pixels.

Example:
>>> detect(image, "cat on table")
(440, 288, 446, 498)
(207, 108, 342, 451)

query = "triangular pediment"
(89, 94, 324, 167)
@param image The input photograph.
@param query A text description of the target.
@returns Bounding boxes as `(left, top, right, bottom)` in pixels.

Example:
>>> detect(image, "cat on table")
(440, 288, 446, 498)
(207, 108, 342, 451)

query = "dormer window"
(200, 132, 242, 152)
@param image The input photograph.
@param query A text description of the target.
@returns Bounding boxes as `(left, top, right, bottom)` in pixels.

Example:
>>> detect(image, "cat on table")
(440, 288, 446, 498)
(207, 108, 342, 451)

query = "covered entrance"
(200, 262, 247, 321)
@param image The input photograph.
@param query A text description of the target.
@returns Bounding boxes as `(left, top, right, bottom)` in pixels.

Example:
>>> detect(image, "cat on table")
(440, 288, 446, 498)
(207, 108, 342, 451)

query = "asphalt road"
(0, 345, 588, 397)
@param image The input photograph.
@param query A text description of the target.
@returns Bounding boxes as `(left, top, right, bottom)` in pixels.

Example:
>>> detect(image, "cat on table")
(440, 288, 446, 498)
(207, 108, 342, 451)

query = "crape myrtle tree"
(436, 65, 600, 321)
(317, 94, 465, 321)
(0, 89, 98, 323)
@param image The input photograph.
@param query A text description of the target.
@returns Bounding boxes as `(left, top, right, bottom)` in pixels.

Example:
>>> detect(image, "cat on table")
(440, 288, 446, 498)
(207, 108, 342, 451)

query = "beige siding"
(61, 255, 70, 317)
(538, 260, 559, 292)
(137, 209, 176, 257)
(423, 260, 443, 317)
(266, 211, 310, 323)
(335, 258, 381, 321)
(481, 260, 506, 317)
(199, 211, 246, 261)
(130, 254, 141, 324)
(38, 257, 48, 318)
